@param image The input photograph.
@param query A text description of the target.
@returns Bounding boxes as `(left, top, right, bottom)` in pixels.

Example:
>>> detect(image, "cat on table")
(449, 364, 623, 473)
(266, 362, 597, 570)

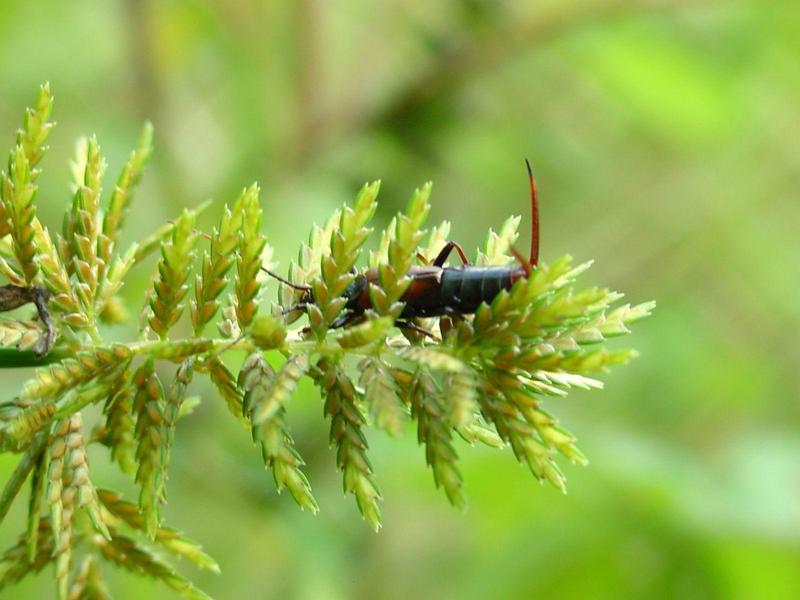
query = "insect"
(0, 284, 55, 356)
(269, 160, 541, 333)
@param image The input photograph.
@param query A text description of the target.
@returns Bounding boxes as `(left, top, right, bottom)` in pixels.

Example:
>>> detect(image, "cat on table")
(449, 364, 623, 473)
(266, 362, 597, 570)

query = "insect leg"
(432, 241, 470, 267)
(0, 284, 55, 356)
(396, 320, 436, 339)
(31, 287, 56, 356)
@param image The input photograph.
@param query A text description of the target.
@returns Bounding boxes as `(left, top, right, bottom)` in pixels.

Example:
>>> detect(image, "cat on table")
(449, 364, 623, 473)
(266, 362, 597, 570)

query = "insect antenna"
(260, 267, 312, 292)
(524, 158, 539, 267)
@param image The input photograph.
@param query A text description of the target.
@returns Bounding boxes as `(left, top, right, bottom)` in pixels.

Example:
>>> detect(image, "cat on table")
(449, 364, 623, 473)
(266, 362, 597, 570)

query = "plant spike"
(159, 359, 195, 501)
(132, 360, 165, 537)
(68, 136, 106, 324)
(148, 208, 200, 338)
(95, 531, 211, 600)
(97, 489, 219, 572)
(0, 517, 55, 591)
(477, 214, 520, 266)
(370, 183, 430, 318)
(63, 413, 109, 540)
(411, 370, 465, 509)
(27, 442, 49, 562)
(46, 420, 69, 549)
(0, 83, 54, 262)
(67, 555, 110, 600)
(31, 218, 87, 330)
(51, 423, 75, 599)
(99, 122, 153, 270)
(1, 146, 40, 284)
(233, 184, 265, 331)
(317, 357, 382, 531)
(193, 190, 248, 335)
(16, 83, 55, 173)
(308, 181, 378, 338)
(19, 345, 132, 404)
(205, 355, 246, 423)
(239, 353, 317, 512)
(103, 377, 137, 475)
(0, 84, 654, 599)
(359, 356, 407, 437)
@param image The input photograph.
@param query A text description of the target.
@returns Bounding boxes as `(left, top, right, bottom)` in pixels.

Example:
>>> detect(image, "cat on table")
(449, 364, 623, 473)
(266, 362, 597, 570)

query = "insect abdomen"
(441, 267, 512, 313)
(399, 267, 513, 317)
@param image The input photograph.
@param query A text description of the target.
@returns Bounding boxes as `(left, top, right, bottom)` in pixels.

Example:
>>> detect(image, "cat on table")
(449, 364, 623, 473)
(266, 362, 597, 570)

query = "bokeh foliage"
(0, 0, 798, 599)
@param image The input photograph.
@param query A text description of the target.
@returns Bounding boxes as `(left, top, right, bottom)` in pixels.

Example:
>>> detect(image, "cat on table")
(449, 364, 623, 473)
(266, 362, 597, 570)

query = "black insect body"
(273, 160, 541, 332)
(404, 265, 516, 317)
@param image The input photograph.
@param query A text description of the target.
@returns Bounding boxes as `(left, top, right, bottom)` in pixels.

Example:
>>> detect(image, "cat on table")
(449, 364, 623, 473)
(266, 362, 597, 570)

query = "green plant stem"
(0, 333, 401, 369)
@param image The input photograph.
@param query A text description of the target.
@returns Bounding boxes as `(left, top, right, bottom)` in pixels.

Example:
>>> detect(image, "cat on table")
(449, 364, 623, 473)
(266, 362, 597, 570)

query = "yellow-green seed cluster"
(0, 85, 654, 599)
(318, 357, 383, 531)
(239, 353, 317, 513)
(233, 184, 265, 331)
(371, 183, 431, 317)
(307, 181, 378, 337)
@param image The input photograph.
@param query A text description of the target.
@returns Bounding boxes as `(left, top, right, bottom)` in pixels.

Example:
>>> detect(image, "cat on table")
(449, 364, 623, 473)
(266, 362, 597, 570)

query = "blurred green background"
(2, 0, 799, 598)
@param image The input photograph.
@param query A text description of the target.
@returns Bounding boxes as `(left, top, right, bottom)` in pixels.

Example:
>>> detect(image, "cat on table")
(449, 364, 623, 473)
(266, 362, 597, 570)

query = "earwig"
(270, 160, 541, 332)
